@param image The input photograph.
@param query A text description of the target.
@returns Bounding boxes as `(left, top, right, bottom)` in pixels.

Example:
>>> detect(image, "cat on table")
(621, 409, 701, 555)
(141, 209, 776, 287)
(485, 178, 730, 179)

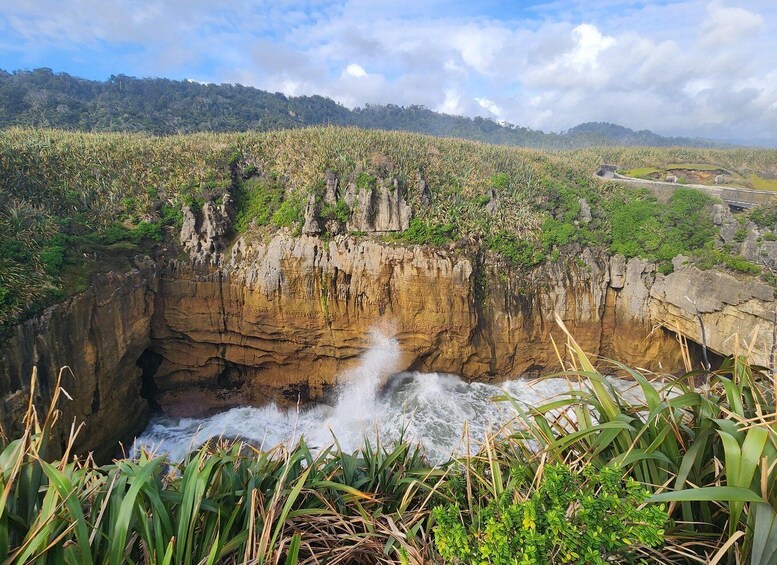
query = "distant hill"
(0, 68, 723, 148)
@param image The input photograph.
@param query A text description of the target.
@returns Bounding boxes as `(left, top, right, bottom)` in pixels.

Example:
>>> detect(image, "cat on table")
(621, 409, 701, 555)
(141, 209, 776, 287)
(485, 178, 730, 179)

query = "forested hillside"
(0, 68, 722, 148)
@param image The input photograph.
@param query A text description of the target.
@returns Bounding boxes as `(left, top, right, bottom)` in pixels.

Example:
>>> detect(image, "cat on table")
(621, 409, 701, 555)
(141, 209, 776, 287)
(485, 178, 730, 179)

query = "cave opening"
(684, 338, 725, 372)
(136, 348, 163, 411)
(216, 361, 246, 390)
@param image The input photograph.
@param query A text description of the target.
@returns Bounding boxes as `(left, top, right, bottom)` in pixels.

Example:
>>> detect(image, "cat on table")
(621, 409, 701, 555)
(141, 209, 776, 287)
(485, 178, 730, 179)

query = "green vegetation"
(613, 157, 777, 193)
(233, 176, 284, 233)
(0, 69, 721, 148)
(750, 174, 777, 191)
(356, 171, 377, 191)
(486, 230, 544, 267)
(697, 244, 762, 275)
(2, 324, 776, 563)
(271, 197, 304, 231)
(433, 464, 666, 564)
(666, 163, 722, 171)
(321, 199, 351, 225)
(393, 218, 457, 246)
(2, 127, 777, 330)
(750, 204, 777, 228)
(0, 371, 441, 564)
(620, 167, 661, 178)
(608, 188, 718, 271)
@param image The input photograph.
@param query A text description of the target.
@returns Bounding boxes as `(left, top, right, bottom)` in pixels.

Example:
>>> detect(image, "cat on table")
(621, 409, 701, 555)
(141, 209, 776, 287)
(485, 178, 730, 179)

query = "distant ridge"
(0, 68, 724, 149)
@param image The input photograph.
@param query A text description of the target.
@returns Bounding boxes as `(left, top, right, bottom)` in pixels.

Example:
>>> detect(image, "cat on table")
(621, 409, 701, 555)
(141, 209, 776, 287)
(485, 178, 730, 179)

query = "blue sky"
(2, 0, 776, 143)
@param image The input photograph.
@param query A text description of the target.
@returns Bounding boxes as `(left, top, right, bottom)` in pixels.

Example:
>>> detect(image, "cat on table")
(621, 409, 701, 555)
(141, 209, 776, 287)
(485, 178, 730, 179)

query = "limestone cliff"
(1, 234, 775, 459)
(0, 270, 154, 460)
(137, 233, 774, 409)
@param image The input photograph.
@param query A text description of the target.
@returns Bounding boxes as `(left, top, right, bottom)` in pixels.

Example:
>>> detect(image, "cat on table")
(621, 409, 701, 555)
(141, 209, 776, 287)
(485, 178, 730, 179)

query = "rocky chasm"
(1, 231, 775, 460)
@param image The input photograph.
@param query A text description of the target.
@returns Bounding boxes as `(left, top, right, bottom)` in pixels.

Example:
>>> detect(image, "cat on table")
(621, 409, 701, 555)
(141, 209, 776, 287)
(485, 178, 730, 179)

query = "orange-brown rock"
(1, 233, 775, 459)
(146, 235, 686, 408)
(0, 270, 153, 460)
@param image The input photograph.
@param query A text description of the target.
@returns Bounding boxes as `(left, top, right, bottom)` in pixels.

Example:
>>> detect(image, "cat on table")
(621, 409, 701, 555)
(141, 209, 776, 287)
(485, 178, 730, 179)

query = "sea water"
(134, 331, 642, 464)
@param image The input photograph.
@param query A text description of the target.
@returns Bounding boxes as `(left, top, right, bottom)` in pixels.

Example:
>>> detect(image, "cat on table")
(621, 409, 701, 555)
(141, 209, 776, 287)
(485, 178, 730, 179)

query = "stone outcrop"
(650, 264, 776, 364)
(301, 172, 412, 236)
(1, 234, 775, 459)
(0, 269, 154, 460)
(180, 193, 235, 264)
(301, 194, 323, 235)
(343, 177, 412, 233)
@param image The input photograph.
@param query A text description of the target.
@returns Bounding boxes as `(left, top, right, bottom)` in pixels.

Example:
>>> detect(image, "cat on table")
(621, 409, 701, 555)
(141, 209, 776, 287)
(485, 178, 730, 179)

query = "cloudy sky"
(2, 0, 776, 144)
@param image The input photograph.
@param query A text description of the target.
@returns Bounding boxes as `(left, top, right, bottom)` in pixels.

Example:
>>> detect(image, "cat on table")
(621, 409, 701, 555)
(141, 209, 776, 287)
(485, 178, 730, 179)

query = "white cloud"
(344, 63, 367, 77)
(2, 0, 777, 143)
(475, 97, 502, 117)
(566, 24, 615, 70)
(702, 1, 764, 45)
(453, 24, 509, 75)
(438, 89, 463, 114)
(524, 23, 616, 89)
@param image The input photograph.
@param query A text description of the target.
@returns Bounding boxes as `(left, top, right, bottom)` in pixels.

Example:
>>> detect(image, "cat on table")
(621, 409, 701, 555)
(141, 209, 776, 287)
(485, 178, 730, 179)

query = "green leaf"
(649, 487, 765, 503)
(284, 533, 301, 565)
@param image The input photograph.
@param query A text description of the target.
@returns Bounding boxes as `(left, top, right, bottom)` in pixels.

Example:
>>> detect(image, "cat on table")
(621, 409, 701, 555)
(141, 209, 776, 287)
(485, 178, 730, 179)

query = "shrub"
(696, 244, 761, 274)
(356, 171, 377, 191)
(394, 218, 457, 246)
(0, 286, 11, 306)
(160, 203, 183, 228)
(233, 176, 284, 233)
(40, 244, 66, 275)
(540, 218, 576, 250)
(609, 189, 716, 261)
(507, 319, 777, 564)
(0, 375, 439, 564)
(433, 463, 667, 565)
(132, 221, 164, 243)
(100, 223, 134, 244)
(491, 172, 510, 191)
(321, 199, 350, 225)
(487, 230, 544, 267)
(750, 205, 777, 228)
(271, 197, 304, 229)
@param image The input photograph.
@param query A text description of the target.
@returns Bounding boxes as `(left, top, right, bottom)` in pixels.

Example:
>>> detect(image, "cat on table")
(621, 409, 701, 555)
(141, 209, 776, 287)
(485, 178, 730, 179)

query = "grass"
(620, 167, 662, 178)
(3, 127, 777, 331)
(750, 174, 777, 191)
(666, 163, 724, 171)
(2, 319, 776, 563)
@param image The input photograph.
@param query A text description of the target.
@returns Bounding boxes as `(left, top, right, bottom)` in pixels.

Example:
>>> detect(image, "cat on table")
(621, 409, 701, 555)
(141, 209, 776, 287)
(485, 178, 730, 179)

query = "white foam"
(134, 331, 647, 464)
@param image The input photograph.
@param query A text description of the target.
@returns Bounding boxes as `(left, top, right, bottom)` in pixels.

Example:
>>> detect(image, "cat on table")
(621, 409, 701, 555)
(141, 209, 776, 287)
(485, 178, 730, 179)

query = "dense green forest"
(0, 68, 723, 148)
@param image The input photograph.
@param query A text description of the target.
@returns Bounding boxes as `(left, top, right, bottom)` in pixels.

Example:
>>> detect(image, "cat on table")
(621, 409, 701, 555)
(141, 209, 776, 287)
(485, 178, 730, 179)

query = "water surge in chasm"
(134, 330, 640, 464)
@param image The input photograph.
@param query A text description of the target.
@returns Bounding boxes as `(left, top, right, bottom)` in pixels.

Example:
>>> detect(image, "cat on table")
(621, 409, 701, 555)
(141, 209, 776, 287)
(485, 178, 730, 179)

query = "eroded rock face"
(1, 236, 775, 459)
(650, 266, 776, 364)
(180, 194, 235, 265)
(0, 270, 154, 460)
(343, 178, 412, 233)
(144, 237, 688, 410)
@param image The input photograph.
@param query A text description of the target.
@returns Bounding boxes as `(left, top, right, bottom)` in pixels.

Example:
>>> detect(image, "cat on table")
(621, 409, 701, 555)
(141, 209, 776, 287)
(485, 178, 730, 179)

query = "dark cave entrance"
(136, 348, 163, 411)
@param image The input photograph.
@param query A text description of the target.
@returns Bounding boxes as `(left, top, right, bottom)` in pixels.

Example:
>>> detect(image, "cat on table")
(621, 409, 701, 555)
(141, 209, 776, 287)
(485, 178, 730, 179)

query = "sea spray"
(135, 330, 643, 463)
(313, 330, 403, 444)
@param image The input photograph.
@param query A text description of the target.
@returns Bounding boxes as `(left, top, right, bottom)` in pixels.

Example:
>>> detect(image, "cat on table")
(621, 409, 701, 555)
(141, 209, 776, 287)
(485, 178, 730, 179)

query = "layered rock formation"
(1, 232, 775, 459)
(0, 270, 154, 460)
(302, 171, 412, 236)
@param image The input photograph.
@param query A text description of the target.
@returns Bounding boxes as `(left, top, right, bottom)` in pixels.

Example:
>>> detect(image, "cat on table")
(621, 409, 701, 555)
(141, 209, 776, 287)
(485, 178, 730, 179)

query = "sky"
(1, 0, 776, 144)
